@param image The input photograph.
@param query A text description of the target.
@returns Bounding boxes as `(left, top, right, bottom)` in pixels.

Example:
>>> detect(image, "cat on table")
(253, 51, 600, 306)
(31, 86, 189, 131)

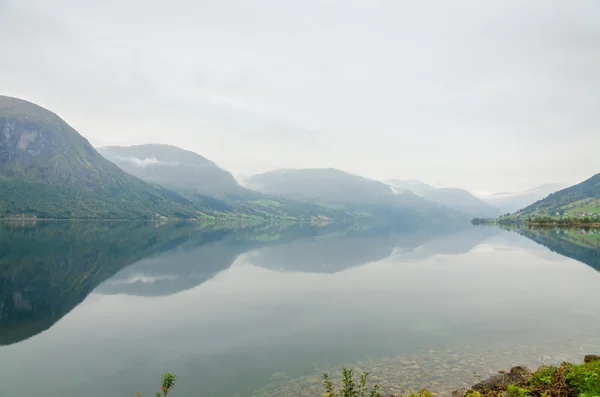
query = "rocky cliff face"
(0, 97, 121, 189)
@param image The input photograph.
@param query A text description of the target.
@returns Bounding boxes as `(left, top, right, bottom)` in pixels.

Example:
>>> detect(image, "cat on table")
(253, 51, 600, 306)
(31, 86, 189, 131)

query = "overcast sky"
(1, 0, 599, 193)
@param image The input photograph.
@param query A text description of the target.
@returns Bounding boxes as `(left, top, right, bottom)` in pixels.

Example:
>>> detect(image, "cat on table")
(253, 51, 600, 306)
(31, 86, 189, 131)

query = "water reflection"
(1, 220, 469, 345)
(0, 221, 208, 346)
(499, 225, 600, 273)
(0, 221, 599, 397)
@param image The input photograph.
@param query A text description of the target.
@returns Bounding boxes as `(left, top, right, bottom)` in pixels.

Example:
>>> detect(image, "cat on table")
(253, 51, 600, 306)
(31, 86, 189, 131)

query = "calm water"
(1, 221, 599, 397)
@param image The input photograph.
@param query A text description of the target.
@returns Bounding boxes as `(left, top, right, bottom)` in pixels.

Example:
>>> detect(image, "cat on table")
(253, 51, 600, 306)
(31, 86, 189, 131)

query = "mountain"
(98, 144, 253, 200)
(249, 168, 394, 204)
(0, 97, 359, 221)
(386, 179, 500, 218)
(478, 183, 566, 214)
(247, 168, 469, 224)
(517, 174, 600, 216)
(99, 145, 378, 221)
(0, 96, 204, 219)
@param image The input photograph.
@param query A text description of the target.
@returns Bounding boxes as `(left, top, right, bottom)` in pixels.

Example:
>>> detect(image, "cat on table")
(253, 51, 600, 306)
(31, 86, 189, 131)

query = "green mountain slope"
(0, 96, 203, 219)
(519, 173, 600, 216)
(387, 179, 500, 218)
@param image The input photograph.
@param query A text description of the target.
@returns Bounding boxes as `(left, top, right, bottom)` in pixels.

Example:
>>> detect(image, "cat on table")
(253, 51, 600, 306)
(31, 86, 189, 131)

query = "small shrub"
(529, 367, 556, 387)
(507, 384, 531, 397)
(136, 373, 177, 397)
(161, 372, 177, 397)
(565, 360, 600, 397)
(322, 367, 382, 397)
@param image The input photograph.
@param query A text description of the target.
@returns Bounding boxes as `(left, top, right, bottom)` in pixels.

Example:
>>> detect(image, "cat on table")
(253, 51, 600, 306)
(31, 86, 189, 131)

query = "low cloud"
(114, 156, 180, 168)
(110, 273, 178, 285)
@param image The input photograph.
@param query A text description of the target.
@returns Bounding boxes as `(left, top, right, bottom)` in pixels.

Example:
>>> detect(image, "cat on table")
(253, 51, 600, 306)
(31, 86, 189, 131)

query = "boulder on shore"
(584, 354, 599, 363)
(471, 366, 532, 392)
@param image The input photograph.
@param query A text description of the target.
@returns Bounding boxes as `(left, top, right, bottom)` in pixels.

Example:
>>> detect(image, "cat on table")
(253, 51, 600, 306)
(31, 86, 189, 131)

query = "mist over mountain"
(478, 183, 568, 214)
(98, 144, 254, 200)
(248, 168, 470, 225)
(248, 168, 394, 203)
(387, 180, 500, 218)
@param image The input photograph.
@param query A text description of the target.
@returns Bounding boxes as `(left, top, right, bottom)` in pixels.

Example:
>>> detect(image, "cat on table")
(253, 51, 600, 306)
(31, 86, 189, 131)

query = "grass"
(565, 360, 600, 397)
(316, 202, 348, 211)
(322, 367, 383, 397)
(562, 199, 600, 216)
(250, 199, 282, 207)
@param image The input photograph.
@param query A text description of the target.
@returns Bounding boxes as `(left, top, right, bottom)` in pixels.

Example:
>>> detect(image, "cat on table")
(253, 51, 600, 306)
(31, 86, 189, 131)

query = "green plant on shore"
(161, 372, 177, 397)
(507, 384, 531, 397)
(323, 367, 382, 397)
(565, 360, 600, 397)
(136, 373, 177, 397)
(529, 367, 556, 387)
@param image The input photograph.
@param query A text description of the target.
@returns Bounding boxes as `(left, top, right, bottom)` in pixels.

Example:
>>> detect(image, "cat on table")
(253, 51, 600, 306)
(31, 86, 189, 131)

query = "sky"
(1, 0, 599, 193)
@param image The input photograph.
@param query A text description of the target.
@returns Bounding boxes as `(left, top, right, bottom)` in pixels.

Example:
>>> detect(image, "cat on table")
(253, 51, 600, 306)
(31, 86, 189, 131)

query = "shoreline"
(475, 220, 600, 228)
(254, 341, 600, 397)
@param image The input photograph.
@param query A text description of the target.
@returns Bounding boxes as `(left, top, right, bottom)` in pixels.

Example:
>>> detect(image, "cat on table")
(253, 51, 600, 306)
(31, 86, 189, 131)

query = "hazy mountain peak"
(99, 143, 217, 167)
(386, 179, 500, 218)
(248, 168, 395, 203)
(98, 144, 249, 199)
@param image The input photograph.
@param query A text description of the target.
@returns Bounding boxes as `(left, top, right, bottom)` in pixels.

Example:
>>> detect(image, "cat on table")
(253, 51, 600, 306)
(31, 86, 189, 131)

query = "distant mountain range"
(0, 96, 357, 221)
(248, 168, 394, 204)
(0, 96, 472, 225)
(477, 183, 567, 214)
(247, 168, 469, 225)
(386, 179, 500, 218)
(1, 95, 581, 223)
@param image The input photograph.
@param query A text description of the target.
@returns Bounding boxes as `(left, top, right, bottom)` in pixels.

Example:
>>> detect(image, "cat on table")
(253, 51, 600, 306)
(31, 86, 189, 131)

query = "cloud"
(110, 273, 178, 285)
(113, 156, 180, 168)
(1, 0, 599, 192)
